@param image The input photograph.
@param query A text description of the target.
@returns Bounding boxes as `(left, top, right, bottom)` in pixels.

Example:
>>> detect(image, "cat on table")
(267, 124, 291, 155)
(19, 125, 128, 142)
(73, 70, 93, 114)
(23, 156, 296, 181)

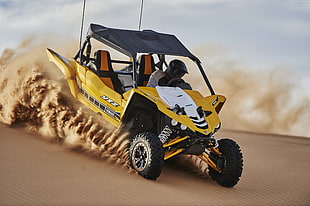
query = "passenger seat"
(138, 54, 156, 86)
(94, 50, 123, 94)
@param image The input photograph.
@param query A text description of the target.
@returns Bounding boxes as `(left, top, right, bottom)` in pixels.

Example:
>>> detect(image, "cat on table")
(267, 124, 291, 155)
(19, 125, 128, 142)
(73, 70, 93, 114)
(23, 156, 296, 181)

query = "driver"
(146, 59, 191, 89)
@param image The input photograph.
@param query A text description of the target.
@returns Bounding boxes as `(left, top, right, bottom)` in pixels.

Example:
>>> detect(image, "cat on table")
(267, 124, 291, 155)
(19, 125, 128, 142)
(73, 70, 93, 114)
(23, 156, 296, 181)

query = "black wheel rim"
(132, 142, 149, 171)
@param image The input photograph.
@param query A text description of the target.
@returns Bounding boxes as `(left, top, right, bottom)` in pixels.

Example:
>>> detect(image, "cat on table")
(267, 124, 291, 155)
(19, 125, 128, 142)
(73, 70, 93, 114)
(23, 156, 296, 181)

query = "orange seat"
(138, 55, 156, 86)
(94, 50, 123, 93)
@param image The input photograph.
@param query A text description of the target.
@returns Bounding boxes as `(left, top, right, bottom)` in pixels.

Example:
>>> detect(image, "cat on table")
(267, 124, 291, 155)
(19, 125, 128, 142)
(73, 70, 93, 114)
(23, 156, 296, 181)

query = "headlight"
(170, 119, 187, 131)
(171, 119, 178, 126)
(180, 124, 187, 130)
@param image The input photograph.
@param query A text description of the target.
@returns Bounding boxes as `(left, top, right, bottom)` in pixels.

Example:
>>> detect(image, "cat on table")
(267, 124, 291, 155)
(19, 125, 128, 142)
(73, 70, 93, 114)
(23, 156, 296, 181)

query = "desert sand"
(1, 124, 309, 206)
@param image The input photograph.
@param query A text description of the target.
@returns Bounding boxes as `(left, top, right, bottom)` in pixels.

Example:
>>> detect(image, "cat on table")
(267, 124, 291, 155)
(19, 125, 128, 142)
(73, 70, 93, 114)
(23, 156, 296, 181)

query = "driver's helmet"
(166, 59, 188, 79)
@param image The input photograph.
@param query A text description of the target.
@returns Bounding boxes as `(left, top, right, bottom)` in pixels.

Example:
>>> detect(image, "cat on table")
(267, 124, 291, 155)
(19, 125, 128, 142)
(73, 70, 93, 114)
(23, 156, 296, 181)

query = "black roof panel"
(87, 23, 196, 59)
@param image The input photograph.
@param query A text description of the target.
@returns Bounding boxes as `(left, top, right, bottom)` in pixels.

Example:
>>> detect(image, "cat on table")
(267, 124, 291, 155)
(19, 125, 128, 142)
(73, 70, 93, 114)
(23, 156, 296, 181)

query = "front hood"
(131, 86, 226, 134)
(156, 87, 208, 130)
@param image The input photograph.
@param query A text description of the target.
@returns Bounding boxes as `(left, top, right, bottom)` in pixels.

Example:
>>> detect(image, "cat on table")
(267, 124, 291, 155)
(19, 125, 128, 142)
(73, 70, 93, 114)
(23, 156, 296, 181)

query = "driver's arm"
(146, 70, 165, 87)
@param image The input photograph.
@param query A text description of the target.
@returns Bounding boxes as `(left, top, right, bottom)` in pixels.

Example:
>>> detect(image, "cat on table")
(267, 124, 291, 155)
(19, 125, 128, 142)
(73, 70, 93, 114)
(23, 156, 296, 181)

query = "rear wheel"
(129, 132, 164, 180)
(209, 138, 243, 187)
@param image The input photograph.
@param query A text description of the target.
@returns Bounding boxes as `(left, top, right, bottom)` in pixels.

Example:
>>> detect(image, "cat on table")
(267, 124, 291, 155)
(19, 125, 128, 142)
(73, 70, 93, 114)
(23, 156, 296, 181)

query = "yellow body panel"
(47, 48, 225, 134)
(47, 49, 123, 127)
(132, 87, 226, 134)
(46, 48, 80, 98)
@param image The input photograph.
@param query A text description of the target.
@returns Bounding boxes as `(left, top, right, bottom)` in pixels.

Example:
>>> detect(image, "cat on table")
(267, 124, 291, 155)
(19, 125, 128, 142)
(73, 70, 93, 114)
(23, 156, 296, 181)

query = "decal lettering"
(101, 95, 120, 107)
(158, 125, 173, 144)
(79, 87, 120, 121)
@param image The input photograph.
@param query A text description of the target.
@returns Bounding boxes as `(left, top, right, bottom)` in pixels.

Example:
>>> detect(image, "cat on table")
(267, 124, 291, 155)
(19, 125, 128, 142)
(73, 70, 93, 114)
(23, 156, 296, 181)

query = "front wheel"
(209, 138, 243, 187)
(129, 132, 164, 180)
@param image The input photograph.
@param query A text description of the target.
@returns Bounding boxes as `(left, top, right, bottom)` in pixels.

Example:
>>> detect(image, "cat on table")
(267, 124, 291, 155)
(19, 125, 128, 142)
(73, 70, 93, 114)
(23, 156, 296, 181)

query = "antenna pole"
(79, 0, 87, 63)
(138, 0, 144, 30)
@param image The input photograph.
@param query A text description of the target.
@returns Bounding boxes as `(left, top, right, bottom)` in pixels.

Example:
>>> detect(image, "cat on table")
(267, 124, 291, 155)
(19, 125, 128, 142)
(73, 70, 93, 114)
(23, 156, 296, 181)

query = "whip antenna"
(79, 0, 87, 62)
(138, 0, 144, 30)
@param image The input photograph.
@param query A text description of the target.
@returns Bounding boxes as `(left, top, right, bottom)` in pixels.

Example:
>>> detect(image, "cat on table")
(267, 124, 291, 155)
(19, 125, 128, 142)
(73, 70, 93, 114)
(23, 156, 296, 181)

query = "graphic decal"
(79, 88, 120, 121)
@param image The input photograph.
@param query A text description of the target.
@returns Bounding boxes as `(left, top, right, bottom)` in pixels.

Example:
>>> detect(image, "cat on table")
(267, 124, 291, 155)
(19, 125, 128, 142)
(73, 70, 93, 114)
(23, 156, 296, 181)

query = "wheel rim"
(132, 142, 149, 171)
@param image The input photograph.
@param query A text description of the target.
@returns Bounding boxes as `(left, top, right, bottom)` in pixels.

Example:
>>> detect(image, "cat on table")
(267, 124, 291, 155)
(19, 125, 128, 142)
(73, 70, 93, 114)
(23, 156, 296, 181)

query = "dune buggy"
(47, 23, 243, 187)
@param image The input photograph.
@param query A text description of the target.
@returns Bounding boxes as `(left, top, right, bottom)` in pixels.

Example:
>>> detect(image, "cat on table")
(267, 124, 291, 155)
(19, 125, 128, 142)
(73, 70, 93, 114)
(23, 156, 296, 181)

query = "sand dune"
(1, 124, 309, 206)
(1, 39, 309, 206)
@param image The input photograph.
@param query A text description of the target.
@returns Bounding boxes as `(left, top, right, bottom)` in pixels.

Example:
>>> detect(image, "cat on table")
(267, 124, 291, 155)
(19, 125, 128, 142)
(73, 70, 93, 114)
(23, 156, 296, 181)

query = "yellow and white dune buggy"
(47, 23, 243, 187)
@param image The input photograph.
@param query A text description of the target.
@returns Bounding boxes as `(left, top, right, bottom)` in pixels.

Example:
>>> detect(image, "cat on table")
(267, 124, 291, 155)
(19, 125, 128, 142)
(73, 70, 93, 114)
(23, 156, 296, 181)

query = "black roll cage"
(74, 24, 215, 95)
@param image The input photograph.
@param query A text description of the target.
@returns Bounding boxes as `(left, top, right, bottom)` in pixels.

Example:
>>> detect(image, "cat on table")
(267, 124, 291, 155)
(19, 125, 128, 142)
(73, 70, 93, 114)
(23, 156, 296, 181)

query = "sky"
(0, 0, 309, 79)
